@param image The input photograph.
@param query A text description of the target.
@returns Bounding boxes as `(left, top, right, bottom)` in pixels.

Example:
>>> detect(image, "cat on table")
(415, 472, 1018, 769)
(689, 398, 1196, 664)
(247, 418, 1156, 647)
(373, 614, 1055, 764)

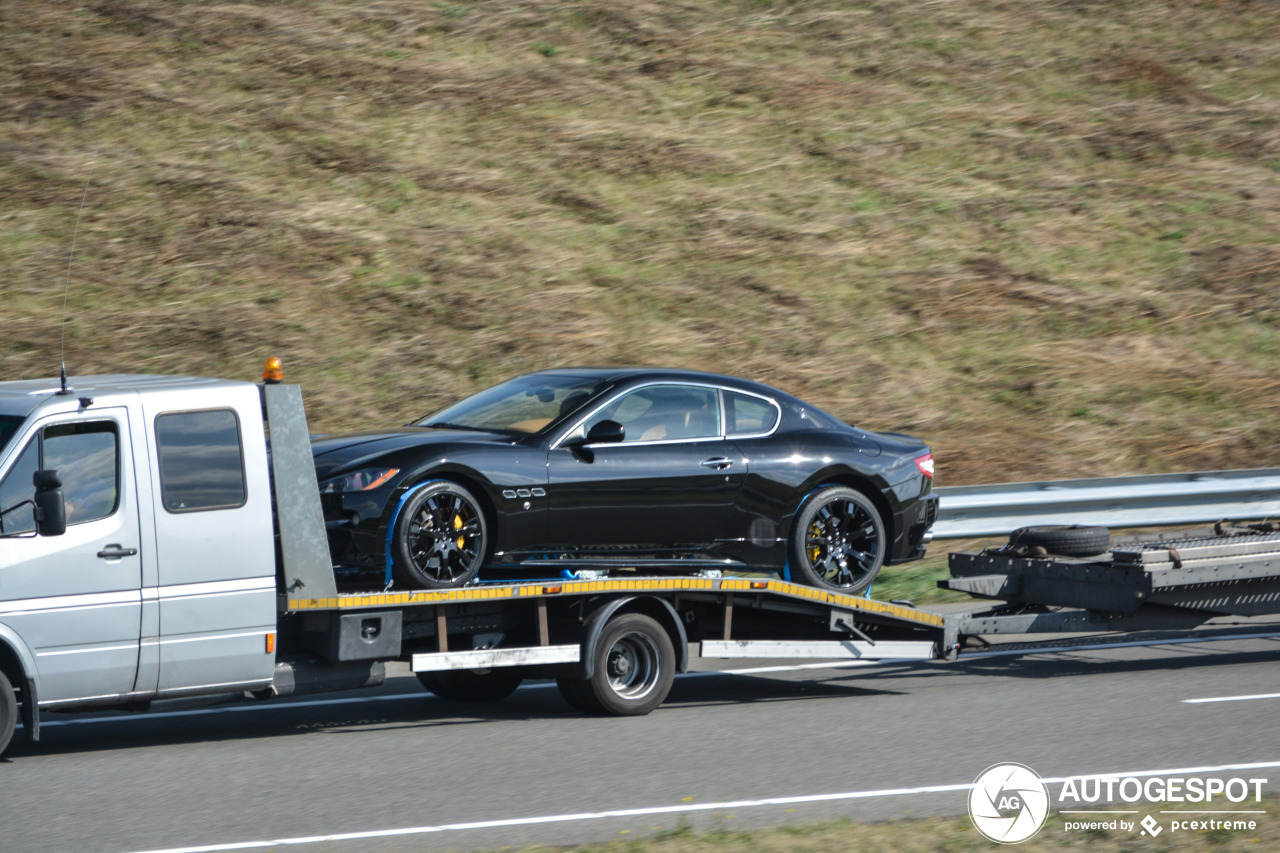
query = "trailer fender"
(576, 596, 688, 680)
(0, 626, 41, 743)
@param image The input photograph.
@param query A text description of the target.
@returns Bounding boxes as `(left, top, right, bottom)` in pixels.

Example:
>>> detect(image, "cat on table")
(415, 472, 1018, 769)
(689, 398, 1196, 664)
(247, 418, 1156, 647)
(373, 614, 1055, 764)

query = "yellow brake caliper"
(808, 522, 822, 563)
(454, 513, 466, 550)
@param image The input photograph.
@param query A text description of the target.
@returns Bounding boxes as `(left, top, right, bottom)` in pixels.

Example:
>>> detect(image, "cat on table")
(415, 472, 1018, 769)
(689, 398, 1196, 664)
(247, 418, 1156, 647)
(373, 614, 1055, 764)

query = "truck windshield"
(0, 416, 24, 457)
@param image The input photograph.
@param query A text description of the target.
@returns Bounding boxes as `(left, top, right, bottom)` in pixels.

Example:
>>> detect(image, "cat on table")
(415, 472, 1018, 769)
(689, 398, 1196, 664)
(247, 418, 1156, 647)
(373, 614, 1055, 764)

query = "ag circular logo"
(968, 763, 1051, 844)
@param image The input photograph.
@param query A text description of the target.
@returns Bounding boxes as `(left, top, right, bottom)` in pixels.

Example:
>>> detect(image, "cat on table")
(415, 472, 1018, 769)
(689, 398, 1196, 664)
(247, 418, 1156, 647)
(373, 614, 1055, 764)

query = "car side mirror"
(33, 469, 66, 537)
(563, 419, 625, 448)
(584, 420, 625, 445)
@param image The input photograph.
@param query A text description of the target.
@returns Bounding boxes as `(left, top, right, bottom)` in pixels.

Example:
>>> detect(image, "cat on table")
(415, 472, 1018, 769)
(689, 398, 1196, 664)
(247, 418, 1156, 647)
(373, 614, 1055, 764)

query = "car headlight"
(320, 467, 400, 494)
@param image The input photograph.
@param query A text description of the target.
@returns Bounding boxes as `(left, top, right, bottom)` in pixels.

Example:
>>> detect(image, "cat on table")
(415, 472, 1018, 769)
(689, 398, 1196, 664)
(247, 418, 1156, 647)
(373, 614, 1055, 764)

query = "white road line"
(127, 761, 1280, 853)
(1184, 692, 1280, 704)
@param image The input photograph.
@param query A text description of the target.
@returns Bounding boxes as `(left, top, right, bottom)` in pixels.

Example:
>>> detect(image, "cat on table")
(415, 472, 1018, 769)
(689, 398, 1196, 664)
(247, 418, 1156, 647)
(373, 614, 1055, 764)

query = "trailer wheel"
(0, 670, 16, 758)
(416, 667, 523, 701)
(581, 613, 674, 716)
(1008, 525, 1110, 557)
(392, 481, 488, 589)
(790, 486, 885, 593)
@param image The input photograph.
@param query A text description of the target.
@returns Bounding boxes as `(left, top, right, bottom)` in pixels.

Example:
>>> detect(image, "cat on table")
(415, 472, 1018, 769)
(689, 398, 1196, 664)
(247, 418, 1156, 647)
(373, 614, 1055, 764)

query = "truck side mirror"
(33, 469, 66, 537)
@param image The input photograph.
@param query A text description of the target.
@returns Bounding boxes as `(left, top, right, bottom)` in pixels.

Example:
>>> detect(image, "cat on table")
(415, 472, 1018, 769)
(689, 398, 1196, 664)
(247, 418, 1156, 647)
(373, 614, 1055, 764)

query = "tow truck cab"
(0, 376, 280, 722)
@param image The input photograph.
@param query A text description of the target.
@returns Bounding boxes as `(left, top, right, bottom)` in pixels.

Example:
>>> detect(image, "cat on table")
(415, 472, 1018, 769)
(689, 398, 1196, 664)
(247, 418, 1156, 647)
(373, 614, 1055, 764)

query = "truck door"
(142, 391, 277, 696)
(0, 409, 142, 705)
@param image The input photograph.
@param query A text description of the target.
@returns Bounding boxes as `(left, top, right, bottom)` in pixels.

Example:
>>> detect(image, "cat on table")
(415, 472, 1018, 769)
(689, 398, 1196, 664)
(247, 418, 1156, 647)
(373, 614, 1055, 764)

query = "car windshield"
(0, 416, 25, 457)
(415, 375, 612, 435)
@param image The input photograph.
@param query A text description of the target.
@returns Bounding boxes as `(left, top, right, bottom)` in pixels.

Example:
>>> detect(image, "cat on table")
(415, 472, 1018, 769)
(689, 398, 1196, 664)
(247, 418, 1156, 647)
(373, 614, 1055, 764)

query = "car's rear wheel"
(392, 481, 488, 589)
(416, 667, 524, 701)
(790, 486, 886, 593)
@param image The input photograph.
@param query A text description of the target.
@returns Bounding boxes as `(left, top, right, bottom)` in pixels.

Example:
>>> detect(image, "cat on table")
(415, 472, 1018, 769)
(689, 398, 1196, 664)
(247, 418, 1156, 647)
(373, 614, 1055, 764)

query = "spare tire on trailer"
(1008, 525, 1111, 557)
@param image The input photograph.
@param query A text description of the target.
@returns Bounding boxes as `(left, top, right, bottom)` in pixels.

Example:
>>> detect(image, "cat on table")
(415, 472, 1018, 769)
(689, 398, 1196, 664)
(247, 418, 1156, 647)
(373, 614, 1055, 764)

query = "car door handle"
(97, 545, 138, 560)
(700, 457, 733, 470)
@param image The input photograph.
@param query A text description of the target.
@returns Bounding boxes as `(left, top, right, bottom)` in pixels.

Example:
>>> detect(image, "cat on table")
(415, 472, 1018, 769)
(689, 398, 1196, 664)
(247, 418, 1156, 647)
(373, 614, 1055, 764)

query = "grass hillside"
(2, 0, 1278, 484)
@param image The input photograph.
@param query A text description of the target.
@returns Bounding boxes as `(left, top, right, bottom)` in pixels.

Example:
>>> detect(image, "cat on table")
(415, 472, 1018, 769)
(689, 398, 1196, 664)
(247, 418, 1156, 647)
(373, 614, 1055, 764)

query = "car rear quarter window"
(725, 390, 779, 436)
(155, 409, 247, 512)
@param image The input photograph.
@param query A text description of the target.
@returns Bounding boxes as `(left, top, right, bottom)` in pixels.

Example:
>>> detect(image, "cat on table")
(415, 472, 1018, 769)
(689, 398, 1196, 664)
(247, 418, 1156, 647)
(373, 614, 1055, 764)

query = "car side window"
(725, 390, 780, 436)
(587, 385, 721, 443)
(155, 409, 247, 512)
(0, 420, 120, 533)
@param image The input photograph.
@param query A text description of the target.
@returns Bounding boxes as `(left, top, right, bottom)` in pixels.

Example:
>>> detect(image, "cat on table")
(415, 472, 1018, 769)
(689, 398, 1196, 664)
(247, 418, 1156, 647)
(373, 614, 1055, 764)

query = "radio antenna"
(58, 170, 93, 395)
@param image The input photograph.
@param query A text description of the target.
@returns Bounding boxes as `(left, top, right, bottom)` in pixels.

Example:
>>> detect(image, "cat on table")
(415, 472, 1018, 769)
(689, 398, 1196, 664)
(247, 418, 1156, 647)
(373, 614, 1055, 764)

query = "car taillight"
(914, 452, 934, 479)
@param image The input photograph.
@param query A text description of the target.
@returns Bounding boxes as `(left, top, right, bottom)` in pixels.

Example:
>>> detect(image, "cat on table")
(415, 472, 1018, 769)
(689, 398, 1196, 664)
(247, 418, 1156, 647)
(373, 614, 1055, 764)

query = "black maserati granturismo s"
(312, 368, 937, 592)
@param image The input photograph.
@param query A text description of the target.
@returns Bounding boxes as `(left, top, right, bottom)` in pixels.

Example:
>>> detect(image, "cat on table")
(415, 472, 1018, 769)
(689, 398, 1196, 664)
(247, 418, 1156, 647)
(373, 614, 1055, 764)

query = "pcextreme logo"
(967, 764, 1270, 844)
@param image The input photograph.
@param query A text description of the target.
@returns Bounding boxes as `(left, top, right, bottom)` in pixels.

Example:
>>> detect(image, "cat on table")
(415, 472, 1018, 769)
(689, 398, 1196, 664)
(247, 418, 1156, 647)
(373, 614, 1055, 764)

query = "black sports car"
(312, 368, 937, 593)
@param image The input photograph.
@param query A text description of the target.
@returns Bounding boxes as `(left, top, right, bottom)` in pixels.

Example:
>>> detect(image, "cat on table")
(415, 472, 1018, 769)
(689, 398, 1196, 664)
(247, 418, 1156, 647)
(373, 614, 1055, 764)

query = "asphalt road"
(2, 629, 1278, 853)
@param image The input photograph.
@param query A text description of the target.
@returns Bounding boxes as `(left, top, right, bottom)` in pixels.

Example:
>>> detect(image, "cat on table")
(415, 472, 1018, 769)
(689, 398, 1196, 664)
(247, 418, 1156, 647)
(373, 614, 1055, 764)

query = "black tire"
(789, 486, 886, 593)
(0, 670, 16, 759)
(581, 613, 675, 716)
(392, 481, 488, 589)
(1008, 525, 1111, 557)
(555, 677, 601, 714)
(416, 667, 524, 701)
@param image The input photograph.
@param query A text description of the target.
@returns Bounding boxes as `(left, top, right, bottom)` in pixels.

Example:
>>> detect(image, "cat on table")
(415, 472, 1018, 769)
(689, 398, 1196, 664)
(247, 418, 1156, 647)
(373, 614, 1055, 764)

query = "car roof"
(525, 367, 787, 398)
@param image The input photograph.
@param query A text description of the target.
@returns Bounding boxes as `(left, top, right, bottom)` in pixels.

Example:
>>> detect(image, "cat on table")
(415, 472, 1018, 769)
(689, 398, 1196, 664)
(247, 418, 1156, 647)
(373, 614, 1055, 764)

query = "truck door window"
(0, 439, 39, 535)
(155, 409, 247, 512)
(44, 422, 120, 524)
(0, 420, 120, 533)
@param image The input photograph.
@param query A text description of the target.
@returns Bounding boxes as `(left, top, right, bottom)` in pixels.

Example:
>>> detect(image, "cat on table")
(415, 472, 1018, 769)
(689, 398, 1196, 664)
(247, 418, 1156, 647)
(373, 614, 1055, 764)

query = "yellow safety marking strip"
(288, 577, 944, 628)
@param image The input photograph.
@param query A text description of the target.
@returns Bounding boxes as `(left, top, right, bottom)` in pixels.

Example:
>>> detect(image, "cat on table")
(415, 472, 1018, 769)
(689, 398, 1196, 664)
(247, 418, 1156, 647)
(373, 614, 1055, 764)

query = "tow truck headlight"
(320, 467, 400, 493)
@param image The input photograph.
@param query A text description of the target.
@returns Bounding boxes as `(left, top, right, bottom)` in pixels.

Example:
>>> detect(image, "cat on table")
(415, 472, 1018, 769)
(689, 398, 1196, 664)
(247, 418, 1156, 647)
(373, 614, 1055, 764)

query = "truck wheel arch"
(0, 631, 40, 747)
(576, 595, 688, 680)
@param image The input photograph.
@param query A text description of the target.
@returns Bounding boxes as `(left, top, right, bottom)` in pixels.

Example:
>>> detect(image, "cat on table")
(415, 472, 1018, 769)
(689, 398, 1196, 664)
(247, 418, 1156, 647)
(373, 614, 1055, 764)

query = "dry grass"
(3, 0, 1279, 483)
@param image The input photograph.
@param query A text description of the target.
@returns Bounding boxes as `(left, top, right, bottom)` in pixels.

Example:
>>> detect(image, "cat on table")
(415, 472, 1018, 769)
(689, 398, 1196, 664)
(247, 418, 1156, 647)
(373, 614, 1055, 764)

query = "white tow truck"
(0, 366, 944, 758)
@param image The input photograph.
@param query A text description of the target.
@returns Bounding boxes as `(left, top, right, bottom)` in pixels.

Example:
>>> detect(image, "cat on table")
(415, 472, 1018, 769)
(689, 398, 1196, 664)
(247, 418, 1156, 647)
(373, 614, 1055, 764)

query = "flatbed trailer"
(939, 525, 1280, 656)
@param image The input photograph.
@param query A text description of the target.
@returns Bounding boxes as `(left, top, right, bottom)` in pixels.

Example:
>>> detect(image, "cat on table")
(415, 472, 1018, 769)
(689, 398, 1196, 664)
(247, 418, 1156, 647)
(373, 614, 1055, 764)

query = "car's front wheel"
(789, 486, 886, 593)
(392, 480, 488, 589)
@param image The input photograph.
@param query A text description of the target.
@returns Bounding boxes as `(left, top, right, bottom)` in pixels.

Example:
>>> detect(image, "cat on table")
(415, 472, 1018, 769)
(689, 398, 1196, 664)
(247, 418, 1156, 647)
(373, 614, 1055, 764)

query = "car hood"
(310, 427, 515, 478)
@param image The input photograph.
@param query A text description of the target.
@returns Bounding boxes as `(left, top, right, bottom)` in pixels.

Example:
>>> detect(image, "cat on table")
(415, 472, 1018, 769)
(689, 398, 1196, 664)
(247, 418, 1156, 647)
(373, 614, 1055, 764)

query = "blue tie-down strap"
(383, 480, 445, 588)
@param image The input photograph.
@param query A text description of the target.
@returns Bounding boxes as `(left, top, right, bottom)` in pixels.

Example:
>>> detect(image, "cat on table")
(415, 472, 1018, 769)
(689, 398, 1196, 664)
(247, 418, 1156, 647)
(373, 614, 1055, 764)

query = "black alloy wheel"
(790, 486, 886, 593)
(392, 481, 488, 589)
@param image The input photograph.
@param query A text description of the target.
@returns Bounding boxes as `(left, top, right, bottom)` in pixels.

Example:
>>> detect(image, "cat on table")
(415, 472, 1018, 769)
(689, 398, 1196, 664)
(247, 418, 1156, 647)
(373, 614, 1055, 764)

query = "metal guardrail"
(931, 468, 1280, 539)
